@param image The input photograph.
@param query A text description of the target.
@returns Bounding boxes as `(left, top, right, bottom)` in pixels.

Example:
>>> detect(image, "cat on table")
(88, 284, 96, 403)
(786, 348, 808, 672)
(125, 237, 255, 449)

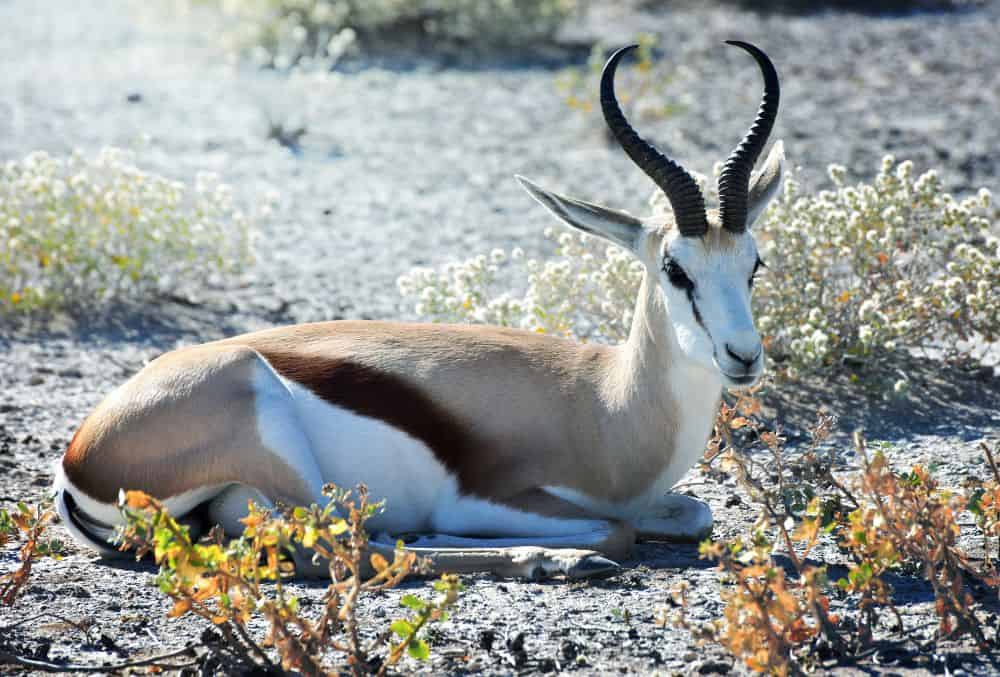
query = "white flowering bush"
(398, 156, 999, 379)
(0, 147, 261, 316)
(185, 0, 578, 68)
(397, 234, 641, 341)
(757, 156, 997, 374)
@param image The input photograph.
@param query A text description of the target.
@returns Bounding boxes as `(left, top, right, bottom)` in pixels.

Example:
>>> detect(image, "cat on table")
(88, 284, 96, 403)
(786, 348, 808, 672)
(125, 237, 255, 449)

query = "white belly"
(281, 378, 456, 533)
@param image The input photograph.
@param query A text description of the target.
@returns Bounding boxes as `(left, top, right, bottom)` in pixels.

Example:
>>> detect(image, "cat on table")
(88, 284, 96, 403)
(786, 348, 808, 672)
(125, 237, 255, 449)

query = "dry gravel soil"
(1, 0, 999, 674)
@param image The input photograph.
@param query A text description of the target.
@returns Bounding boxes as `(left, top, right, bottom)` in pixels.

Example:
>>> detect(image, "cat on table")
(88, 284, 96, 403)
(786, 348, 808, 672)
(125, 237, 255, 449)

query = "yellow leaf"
(300, 526, 317, 548)
(837, 290, 851, 303)
(10, 292, 21, 305)
(125, 490, 154, 509)
(167, 599, 192, 618)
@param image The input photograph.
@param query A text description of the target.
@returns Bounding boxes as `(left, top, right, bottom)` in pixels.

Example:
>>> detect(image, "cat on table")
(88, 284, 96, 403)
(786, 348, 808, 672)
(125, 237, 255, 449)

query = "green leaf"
(400, 594, 426, 611)
(968, 488, 984, 516)
(391, 619, 414, 638)
(408, 638, 430, 660)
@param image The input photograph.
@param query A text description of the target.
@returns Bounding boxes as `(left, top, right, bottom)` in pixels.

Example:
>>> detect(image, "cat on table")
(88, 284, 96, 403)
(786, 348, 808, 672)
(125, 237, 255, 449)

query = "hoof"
(563, 554, 621, 580)
(508, 547, 620, 581)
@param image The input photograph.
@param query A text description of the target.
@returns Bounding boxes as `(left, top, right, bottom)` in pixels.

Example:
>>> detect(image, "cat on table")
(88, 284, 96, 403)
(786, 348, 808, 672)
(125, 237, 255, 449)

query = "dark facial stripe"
(687, 291, 722, 362)
(687, 289, 709, 335)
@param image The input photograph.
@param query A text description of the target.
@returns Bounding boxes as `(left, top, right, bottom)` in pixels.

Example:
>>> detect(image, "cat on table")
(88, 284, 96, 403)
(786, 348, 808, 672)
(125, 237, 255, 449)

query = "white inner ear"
(516, 175, 643, 251)
(746, 140, 785, 228)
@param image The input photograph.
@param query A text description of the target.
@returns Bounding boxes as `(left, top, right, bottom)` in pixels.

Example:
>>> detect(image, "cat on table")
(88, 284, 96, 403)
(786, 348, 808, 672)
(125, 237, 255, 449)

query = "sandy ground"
(1, 0, 999, 674)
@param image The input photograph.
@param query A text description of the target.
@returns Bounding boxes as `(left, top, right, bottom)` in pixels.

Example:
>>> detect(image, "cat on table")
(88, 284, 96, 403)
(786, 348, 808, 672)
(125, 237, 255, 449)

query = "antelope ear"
(516, 175, 643, 251)
(746, 140, 785, 228)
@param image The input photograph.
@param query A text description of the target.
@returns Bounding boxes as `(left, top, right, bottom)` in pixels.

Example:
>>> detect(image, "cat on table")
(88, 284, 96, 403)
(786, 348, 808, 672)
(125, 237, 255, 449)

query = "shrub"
(116, 485, 462, 675)
(0, 501, 63, 606)
(668, 393, 1000, 674)
(184, 0, 579, 68)
(397, 157, 999, 380)
(0, 147, 261, 316)
(756, 156, 997, 377)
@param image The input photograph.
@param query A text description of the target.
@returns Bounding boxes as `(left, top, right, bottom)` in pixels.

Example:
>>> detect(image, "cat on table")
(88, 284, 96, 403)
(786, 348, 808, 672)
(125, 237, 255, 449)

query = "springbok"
(54, 41, 784, 579)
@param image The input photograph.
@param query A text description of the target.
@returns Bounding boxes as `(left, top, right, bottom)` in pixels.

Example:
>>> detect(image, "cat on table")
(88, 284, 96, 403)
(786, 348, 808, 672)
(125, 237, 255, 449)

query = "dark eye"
(664, 259, 694, 291)
(749, 257, 766, 288)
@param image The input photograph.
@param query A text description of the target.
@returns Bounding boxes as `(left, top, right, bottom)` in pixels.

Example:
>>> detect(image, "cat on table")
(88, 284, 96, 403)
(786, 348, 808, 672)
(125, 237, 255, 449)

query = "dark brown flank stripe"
(255, 351, 497, 499)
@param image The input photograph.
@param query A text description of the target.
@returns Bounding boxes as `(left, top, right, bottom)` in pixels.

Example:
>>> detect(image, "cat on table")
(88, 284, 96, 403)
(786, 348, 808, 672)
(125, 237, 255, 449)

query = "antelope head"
(519, 40, 785, 388)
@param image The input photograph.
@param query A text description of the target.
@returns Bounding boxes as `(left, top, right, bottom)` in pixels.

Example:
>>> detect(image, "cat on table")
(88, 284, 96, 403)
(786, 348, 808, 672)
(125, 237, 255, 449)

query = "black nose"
(725, 344, 759, 368)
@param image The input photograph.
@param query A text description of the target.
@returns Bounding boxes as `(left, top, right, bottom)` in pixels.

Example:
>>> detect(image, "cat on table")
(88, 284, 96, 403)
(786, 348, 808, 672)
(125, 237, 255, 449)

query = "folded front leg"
(368, 536, 624, 581)
(365, 488, 636, 580)
(634, 493, 713, 543)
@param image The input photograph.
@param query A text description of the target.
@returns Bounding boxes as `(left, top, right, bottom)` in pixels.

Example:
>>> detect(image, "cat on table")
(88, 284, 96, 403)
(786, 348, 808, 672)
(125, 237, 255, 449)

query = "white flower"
(811, 329, 829, 344)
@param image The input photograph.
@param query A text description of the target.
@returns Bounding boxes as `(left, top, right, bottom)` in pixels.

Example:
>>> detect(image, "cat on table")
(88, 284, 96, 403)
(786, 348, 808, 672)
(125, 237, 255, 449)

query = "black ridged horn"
(600, 44, 708, 238)
(718, 40, 780, 233)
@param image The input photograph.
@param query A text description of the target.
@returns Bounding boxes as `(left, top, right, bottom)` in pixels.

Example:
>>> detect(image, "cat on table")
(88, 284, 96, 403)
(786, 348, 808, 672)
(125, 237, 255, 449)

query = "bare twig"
(0, 612, 96, 643)
(981, 442, 1000, 485)
(0, 644, 199, 673)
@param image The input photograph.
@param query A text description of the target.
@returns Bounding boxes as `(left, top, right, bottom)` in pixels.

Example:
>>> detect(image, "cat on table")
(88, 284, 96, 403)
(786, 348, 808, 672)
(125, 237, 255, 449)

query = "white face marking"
(656, 228, 764, 387)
